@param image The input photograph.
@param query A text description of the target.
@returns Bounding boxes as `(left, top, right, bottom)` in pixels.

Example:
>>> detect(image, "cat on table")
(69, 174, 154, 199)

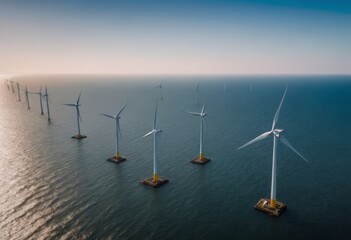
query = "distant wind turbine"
(238, 88, 308, 216)
(188, 104, 211, 164)
(99, 103, 128, 163)
(140, 101, 169, 188)
(63, 92, 86, 139)
(30, 86, 44, 114)
(42, 85, 51, 122)
(25, 85, 31, 109)
(10, 81, 15, 93)
(16, 82, 21, 101)
(155, 81, 163, 100)
(5, 79, 10, 90)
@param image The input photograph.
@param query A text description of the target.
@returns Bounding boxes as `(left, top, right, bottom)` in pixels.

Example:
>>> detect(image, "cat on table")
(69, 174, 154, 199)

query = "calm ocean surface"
(1, 75, 351, 240)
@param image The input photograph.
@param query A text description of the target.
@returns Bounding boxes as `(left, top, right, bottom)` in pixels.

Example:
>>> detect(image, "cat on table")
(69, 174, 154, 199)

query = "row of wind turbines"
(4, 79, 307, 216)
(5, 79, 51, 122)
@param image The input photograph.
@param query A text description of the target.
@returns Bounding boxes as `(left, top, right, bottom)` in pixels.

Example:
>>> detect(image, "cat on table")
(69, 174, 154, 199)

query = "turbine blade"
(77, 107, 82, 122)
(238, 131, 272, 150)
(187, 111, 201, 116)
(77, 91, 81, 105)
(153, 101, 158, 129)
(142, 130, 154, 138)
(202, 117, 208, 131)
(272, 87, 288, 130)
(98, 113, 115, 119)
(63, 103, 76, 107)
(201, 104, 205, 115)
(279, 136, 309, 163)
(117, 103, 128, 117)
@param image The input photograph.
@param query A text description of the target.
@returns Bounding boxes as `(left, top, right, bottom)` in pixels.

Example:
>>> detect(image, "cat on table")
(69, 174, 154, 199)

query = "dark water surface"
(1, 75, 350, 239)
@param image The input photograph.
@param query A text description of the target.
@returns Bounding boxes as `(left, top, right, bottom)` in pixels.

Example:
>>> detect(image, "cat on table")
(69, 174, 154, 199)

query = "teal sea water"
(1, 75, 351, 239)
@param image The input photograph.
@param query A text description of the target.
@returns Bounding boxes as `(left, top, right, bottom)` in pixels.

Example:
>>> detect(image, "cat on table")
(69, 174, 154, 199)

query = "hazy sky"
(1, 0, 351, 75)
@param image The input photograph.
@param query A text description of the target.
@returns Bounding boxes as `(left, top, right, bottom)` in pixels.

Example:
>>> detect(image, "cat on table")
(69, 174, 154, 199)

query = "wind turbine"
(99, 103, 128, 163)
(16, 82, 21, 101)
(140, 101, 169, 188)
(25, 85, 31, 109)
(188, 104, 211, 164)
(155, 81, 163, 100)
(42, 85, 51, 122)
(194, 82, 200, 105)
(238, 88, 308, 216)
(10, 81, 15, 93)
(30, 86, 44, 114)
(5, 79, 10, 90)
(63, 92, 86, 139)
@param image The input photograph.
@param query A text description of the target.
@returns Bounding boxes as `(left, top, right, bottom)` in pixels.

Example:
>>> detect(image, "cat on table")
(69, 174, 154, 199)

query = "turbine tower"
(31, 86, 44, 114)
(10, 81, 15, 93)
(188, 104, 211, 164)
(42, 85, 51, 122)
(25, 85, 31, 109)
(99, 103, 128, 163)
(6, 79, 10, 90)
(155, 81, 163, 100)
(63, 92, 86, 139)
(238, 88, 308, 216)
(16, 82, 21, 101)
(140, 101, 169, 188)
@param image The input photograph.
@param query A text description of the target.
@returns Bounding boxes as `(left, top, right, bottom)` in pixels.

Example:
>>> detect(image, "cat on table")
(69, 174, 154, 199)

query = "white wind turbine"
(6, 79, 10, 90)
(99, 103, 128, 163)
(10, 81, 15, 93)
(188, 104, 210, 164)
(42, 85, 51, 122)
(16, 82, 21, 101)
(25, 85, 31, 109)
(238, 88, 308, 211)
(140, 101, 168, 188)
(63, 92, 86, 139)
(155, 81, 163, 100)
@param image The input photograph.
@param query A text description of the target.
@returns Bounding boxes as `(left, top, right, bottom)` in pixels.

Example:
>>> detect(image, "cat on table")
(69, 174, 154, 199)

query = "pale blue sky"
(1, 0, 350, 75)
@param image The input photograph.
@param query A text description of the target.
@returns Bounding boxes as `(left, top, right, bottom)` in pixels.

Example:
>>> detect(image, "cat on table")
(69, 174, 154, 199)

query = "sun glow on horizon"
(1, 1, 351, 75)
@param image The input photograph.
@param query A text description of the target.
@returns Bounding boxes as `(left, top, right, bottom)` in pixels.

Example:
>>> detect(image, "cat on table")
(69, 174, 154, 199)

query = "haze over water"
(1, 75, 351, 240)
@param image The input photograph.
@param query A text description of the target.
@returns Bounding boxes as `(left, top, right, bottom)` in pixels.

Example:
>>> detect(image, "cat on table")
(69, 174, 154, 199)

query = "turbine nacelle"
(238, 88, 308, 163)
(154, 129, 162, 133)
(273, 129, 284, 138)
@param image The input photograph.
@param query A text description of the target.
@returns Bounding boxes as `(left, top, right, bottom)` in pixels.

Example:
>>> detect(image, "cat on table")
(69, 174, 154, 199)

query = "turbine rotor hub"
(273, 129, 284, 138)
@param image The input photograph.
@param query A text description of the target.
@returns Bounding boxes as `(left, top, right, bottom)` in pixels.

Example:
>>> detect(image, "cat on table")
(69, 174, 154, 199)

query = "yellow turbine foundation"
(191, 153, 211, 165)
(254, 198, 287, 217)
(270, 199, 276, 208)
(107, 152, 126, 164)
(153, 173, 158, 182)
(140, 175, 169, 189)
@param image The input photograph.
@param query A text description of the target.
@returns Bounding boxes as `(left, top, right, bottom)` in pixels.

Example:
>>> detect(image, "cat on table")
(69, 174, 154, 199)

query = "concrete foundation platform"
(140, 177, 169, 189)
(254, 198, 287, 217)
(72, 134, 87, 140)
(107, 156, 126, 163)
(191, 157, 211, 165)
